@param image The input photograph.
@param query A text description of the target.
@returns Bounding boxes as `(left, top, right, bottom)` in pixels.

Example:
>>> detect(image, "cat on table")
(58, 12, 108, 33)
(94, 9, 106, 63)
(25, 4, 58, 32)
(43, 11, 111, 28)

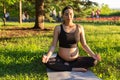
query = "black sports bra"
(58, 24, 78, 48)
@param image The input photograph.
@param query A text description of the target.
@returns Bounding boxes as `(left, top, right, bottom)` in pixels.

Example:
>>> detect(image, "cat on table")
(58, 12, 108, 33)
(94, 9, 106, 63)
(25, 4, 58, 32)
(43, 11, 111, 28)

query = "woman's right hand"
(42, 55, 49, 63)
(93, 54, 101, 61)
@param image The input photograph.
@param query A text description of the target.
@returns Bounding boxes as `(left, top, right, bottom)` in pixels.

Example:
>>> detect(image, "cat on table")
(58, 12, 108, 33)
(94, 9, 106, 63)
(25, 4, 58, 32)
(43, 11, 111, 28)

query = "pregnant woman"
(42, 6, 101, 72)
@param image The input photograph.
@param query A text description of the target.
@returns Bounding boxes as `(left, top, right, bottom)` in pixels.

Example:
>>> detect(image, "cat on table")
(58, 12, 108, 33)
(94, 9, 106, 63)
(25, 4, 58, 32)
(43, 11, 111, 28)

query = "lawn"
(0, 22, 120, 80)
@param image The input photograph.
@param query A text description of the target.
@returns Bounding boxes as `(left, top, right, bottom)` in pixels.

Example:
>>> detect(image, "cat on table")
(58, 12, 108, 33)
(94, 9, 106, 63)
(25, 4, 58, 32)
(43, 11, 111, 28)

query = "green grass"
(0, 22, 58, 28)
(0, 22, 120, 80)
(82, 24, 120, 80)
(0, 22, 35, 28)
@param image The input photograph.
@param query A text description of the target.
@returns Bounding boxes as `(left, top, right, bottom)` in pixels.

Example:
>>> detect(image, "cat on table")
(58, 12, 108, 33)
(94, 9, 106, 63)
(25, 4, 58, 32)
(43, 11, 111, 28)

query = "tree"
(100, 4, 111, 16)
(33, 0, 44, 29)
(19, 0, 22, 24)
(33, 0, 98, 29)
(0, 0, 19, 25)
(0, 0, 97, 29)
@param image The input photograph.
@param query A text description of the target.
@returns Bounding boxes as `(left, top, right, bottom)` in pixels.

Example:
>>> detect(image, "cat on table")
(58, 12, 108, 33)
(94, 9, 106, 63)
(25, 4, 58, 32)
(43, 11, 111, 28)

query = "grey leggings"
(45, 55, 97, 71)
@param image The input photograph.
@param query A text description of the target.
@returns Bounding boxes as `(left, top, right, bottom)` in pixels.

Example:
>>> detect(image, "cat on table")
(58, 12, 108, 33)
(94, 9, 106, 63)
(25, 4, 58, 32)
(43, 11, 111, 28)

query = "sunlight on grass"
(0, 22, 35, 28)
(0, 22, 120, 80)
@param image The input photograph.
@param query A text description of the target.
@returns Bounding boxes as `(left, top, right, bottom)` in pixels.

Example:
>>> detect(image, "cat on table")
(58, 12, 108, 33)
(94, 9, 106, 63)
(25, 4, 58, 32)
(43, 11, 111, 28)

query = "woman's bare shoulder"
(55, 25, 61, 29)
(76, 24, 83, 29)
(54, 24, 61, 33)
(76, 24, 84, 32)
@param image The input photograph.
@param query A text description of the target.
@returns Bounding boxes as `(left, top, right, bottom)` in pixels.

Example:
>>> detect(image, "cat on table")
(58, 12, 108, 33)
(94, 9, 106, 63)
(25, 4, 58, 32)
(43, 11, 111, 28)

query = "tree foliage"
(0, 0, 19, 6)
(44, 0, 98, 18)
(0, 0, 98, 19)
(100, 4, 111, 16)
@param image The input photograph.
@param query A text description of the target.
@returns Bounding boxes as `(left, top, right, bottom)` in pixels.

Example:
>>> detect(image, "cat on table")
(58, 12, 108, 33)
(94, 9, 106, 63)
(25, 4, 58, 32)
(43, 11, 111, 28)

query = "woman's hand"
(93, 54, 101, 61)
(42, 55, 49, 63)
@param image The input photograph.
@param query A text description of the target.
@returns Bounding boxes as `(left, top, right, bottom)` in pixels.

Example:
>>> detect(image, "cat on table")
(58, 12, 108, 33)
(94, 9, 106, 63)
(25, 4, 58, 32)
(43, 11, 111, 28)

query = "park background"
(0, 0, 120, 80)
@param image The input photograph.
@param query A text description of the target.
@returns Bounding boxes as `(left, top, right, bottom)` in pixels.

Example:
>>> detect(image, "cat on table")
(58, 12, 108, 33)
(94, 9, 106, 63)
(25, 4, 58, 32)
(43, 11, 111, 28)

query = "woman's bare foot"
(72, 68, 87, 72)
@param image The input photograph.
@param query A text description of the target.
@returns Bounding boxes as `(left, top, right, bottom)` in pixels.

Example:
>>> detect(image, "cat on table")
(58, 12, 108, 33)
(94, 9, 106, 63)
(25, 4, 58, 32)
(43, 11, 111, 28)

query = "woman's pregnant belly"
(58, 47, 79, 61)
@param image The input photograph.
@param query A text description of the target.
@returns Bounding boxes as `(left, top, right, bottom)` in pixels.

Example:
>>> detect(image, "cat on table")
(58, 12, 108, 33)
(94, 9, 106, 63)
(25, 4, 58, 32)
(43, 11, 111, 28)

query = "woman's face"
(63, 9, 74, 22)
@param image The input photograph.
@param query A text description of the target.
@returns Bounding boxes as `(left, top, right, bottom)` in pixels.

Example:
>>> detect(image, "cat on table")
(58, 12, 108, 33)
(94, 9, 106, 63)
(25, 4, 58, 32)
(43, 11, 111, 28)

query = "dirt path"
(0, 27, 52, 38)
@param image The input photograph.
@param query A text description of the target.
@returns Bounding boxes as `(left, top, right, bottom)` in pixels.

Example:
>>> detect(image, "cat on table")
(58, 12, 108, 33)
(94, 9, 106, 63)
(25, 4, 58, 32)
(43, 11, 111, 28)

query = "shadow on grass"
(0, 29, 53, 42)
(112, 46, 120, 52)
(0, 37, 12, 41)
(0, 50, 47, 77)
(0, 33, 53, 42)
(0, 27, 52, 31)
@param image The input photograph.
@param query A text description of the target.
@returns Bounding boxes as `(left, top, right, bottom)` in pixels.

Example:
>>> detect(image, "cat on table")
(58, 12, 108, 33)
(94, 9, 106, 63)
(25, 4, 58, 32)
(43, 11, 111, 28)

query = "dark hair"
(62, 6, 73, 15)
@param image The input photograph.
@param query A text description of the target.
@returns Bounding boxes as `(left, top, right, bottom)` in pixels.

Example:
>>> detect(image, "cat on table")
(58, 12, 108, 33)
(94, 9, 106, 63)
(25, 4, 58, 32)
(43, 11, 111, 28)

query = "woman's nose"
(67, 15, 71, 18)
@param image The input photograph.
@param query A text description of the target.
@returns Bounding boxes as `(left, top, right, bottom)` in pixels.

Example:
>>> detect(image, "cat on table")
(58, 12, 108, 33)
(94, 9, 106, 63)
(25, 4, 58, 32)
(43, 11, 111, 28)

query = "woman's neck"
(63, 21, 74, 26)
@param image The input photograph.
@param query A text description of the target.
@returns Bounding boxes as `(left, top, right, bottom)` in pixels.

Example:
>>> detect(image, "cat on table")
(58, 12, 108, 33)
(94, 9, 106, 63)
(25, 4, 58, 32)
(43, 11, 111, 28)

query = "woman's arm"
(46, 26, 60, 58)
(42, 26, 60, 63)
(79, 26, 101, 61)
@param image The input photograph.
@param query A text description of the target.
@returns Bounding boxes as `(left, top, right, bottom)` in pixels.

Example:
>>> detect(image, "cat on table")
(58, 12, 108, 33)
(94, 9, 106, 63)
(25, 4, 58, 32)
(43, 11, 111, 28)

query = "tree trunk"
(3, 2, 6, 26)
(33, 0, 44, 29)
(19, 0, 22, 24)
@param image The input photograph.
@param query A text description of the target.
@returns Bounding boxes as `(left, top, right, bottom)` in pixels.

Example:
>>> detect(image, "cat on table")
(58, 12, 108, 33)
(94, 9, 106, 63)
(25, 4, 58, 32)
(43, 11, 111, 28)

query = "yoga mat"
(47, 54, 101, 80)
(47, 68, 101, 80)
